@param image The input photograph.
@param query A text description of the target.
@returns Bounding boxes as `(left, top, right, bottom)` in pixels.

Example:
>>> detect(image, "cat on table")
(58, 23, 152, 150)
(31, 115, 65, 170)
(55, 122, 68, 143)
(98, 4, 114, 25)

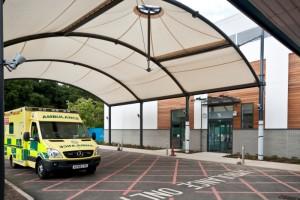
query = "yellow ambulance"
(4, 107, 101, 179)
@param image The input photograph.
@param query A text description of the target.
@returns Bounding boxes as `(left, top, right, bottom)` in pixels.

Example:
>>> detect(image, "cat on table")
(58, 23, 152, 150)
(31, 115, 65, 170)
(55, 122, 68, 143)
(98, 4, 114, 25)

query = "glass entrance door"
(208, 119, 232, 153)
(170, 109, 185, 149)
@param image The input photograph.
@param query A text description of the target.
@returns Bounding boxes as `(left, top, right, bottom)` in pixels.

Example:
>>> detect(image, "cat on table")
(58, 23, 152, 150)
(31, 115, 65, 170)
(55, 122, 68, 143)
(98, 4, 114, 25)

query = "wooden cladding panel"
(158, 97, 194, 129)
(210, 60, 263, 129)
(288, 53, 300, 128)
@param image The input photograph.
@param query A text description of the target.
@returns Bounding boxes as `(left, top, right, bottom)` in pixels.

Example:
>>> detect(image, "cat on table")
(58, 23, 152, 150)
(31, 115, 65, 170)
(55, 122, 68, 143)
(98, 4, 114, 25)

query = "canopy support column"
(108, 106, 112, 145)
(140, 102, 143, 148)
(0, 0, 4, 198)
(185, 96, 190, 154)
(258, 30, 265, 161)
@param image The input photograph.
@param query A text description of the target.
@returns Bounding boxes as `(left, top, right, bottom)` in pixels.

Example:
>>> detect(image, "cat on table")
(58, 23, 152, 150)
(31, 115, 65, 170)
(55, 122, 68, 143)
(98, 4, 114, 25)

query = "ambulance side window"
(31, 122, 38, 138)
(9, 123, 14, 134)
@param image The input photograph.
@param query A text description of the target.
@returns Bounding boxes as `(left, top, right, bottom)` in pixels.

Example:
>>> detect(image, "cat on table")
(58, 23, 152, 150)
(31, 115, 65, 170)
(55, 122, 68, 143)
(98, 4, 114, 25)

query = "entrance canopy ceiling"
(229, 0, 300, 56)
(4, 0, 259, 106)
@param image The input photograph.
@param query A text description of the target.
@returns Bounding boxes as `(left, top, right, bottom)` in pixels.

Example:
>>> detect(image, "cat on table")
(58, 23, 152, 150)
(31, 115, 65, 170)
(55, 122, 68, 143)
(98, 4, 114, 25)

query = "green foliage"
(4, 80, 95, 110)
(67, 98, 104, 128)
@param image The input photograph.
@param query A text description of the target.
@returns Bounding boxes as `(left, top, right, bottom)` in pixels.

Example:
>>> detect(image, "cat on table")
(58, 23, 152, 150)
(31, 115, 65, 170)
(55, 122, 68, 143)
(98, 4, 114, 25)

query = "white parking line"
(5, 179, 34, 200)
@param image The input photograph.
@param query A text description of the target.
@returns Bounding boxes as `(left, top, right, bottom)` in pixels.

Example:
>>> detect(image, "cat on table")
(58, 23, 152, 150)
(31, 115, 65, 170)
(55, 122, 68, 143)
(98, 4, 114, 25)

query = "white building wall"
(240, 37, 290, 128)
(217, 13, 290, 129)
(264, 39, 290, 128)
(104, 101, 158, 129)
(215, 14, 257, 36)
(194, 94, 208, 129)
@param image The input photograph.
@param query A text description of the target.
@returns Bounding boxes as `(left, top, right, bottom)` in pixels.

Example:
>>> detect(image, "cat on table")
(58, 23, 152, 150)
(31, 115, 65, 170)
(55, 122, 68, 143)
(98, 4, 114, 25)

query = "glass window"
(39, 122, 89, 139)
(241, 104, 253, 128)
(9, 123, 14, 134)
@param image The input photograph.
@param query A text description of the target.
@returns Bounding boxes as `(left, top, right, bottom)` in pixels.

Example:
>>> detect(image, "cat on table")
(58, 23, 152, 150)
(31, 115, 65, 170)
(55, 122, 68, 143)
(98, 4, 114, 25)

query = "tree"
(4, 80, 96, 110)
(67, 98, 104, 128)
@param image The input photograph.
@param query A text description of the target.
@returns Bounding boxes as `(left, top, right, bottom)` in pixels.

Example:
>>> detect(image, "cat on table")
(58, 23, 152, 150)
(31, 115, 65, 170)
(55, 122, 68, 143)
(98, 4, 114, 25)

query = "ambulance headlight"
(47, 148, 63, 159)
(95, 146, 101, 156)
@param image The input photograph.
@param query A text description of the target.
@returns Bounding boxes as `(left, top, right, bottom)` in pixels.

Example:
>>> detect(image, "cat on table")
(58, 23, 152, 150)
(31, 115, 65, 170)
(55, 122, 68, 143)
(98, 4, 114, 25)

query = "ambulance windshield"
(39, 122, 90, 139)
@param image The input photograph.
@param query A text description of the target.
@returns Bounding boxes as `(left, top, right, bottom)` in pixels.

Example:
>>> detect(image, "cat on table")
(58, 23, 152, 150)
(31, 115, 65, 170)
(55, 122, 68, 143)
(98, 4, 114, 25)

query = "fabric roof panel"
(77, 0, 224, 57)
(4, 62, 50, 78)
(127, 75, 181, 99)
(4, 0, 259, 105)
(164, 47, 242, 72)
(173, 60, 254, 92)
(74, 72, 137, 104)
(162, 47, 257, 92)
(39, 0, 106, 33)
(20, 37, 86, 60)
(4, 0, 105, 41)
(4, 43, 24, 59)
(39, 62, 91, 83)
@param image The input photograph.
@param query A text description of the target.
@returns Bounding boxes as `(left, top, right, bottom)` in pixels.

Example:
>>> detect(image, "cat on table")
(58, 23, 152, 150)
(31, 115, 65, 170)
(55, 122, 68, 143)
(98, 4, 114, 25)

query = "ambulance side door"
(29, 122, 39, 160)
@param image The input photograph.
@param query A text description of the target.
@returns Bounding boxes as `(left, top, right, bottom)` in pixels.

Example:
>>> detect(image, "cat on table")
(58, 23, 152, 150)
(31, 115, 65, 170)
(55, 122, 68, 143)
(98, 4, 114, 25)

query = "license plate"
(72, 164, 88, 169)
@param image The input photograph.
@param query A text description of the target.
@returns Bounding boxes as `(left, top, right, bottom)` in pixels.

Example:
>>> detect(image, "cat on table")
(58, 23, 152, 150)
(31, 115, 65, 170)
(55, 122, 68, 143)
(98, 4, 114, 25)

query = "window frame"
(30, 122, 39, 138)
(241, 103, 254, 129)
(9, 123, 14, 134)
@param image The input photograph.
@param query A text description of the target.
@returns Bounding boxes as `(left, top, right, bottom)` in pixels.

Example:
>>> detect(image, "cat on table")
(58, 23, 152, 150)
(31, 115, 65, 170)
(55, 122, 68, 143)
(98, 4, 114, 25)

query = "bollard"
(166, 143, 169, 156)
(170, 142, 176, 156)
(121, 132, 124, 151)
(242, 145, 245, 165)
(236, 156, 242, 165)
(117, 143, 121, 151)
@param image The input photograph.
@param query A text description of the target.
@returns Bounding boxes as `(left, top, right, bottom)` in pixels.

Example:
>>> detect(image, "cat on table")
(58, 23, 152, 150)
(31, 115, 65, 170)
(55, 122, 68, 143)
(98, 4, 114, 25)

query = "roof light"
(137, 4, 161, 15)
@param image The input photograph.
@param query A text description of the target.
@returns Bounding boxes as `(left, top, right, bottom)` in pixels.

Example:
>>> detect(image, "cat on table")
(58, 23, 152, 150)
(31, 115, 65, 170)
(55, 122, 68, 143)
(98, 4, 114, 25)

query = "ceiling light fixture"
(3, 53, 26, 72)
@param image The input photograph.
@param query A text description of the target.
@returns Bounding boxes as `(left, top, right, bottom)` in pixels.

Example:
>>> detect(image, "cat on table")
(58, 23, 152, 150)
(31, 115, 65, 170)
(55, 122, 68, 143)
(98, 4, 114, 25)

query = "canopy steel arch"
(4, 31, 260, 106)
(24, 59, 141, 102)
(3, 0, 261, 98)
(4, 32, 188, 96)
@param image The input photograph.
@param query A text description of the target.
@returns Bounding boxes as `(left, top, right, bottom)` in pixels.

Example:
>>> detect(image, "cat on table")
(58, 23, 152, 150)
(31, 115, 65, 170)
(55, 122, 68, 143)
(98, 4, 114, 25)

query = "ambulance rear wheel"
(37, 160, 48, 179)
(10, 156, 17, 168)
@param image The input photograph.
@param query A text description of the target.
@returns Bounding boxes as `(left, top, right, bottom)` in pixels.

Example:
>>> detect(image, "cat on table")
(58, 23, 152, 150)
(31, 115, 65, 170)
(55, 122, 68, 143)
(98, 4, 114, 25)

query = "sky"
(178, 0, 239, 22)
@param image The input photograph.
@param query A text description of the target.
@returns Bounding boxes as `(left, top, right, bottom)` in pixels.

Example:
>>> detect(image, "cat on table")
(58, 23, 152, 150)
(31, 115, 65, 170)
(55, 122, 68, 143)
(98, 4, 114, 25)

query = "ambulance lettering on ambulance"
(4, 107, 101, 179)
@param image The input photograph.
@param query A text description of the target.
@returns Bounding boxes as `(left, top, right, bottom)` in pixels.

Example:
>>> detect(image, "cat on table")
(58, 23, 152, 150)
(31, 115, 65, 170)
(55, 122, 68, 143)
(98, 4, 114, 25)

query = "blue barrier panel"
(87, 128, 104, 142)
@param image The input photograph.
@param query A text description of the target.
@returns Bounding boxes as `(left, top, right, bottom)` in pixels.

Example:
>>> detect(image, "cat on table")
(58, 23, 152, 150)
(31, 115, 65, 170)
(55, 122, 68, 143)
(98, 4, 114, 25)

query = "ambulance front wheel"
(37, 159, 49, 179)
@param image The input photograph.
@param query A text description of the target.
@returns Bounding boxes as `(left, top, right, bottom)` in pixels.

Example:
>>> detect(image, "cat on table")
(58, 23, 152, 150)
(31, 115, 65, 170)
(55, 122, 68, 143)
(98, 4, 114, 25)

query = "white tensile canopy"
(4, 0, 259, 106)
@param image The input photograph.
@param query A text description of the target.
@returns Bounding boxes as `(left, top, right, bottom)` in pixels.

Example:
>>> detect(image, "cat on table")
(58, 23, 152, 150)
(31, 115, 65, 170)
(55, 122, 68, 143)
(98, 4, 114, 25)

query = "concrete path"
(99, 145, 300, 172)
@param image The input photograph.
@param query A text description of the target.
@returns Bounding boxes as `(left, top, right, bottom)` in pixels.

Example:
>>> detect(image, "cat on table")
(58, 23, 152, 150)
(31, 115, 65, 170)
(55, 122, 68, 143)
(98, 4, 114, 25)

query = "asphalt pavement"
(5, 149, 300, 200)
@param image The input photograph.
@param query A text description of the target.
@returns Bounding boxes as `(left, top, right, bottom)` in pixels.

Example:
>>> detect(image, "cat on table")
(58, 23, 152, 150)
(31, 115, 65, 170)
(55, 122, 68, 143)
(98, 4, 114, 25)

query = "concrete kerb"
(5, 179, 34, 200)
(98, 145, 300, 172)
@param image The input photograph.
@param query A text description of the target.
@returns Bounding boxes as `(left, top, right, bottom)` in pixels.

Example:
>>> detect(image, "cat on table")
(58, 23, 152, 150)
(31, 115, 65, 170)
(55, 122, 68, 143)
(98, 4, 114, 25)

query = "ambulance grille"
(63, 150, 93, 158)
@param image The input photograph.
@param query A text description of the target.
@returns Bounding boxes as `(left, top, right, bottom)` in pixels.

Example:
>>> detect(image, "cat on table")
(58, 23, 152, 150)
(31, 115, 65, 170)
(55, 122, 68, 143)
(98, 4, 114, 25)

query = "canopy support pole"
(185, 96, 190, 154)
(140, 102, 143, 148)
(258, 30, 265, 161)
(108, 106, 112, 145)
(0, 0, 4, 198)
(146, 8, 151, 72)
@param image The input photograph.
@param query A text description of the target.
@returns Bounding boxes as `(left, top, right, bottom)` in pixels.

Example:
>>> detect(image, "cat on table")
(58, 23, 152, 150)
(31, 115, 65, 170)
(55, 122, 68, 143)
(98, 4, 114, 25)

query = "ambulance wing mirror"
(23, 132, 30, 141)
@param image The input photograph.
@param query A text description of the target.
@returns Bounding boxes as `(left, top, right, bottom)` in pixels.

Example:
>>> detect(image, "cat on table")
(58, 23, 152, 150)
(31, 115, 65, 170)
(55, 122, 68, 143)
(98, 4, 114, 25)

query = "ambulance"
(4, 107, 101, 179)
